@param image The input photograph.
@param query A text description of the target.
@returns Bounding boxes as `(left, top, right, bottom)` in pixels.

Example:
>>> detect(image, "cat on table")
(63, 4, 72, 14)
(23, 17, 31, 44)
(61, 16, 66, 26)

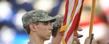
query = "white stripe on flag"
(61, 0, 83, 44)
(66, 0, 75, 24)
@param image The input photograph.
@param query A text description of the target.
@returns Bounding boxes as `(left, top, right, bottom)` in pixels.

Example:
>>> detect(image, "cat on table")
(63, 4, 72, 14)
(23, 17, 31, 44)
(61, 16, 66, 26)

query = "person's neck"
(29, 32, 44, 44)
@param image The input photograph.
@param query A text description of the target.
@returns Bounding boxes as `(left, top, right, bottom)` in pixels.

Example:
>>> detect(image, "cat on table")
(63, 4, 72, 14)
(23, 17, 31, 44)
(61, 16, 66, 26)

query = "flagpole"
(89, 0, 96, 44)
(89, 0, 96, 37)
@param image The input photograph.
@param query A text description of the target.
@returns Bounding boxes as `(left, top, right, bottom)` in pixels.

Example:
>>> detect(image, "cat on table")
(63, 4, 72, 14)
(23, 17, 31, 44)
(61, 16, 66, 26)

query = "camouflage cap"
(22, 10, 56, 26)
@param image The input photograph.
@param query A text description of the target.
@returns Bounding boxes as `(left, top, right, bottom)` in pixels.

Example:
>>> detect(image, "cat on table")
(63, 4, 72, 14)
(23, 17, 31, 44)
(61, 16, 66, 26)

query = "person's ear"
(29, 23, 38, 32)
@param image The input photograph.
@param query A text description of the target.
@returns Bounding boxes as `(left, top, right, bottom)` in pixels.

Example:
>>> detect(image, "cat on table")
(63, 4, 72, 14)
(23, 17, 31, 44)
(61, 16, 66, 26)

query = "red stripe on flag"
(65, 0, 84, 42)
(63, 0, 69, 25)
(70, 0, 78, 22)
(65, 12, 80, 42)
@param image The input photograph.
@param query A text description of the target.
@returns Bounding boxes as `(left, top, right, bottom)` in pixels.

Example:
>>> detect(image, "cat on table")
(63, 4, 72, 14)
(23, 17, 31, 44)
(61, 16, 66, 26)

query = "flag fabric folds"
(60, 0, 84, 44)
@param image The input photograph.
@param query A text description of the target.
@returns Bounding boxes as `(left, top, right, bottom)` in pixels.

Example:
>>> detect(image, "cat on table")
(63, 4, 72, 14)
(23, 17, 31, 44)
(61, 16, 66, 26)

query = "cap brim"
(38, 16, 56, 22)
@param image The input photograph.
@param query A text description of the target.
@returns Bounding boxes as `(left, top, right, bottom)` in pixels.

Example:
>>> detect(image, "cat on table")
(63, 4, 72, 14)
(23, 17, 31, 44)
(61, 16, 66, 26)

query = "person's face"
(36, 21, 53, 40)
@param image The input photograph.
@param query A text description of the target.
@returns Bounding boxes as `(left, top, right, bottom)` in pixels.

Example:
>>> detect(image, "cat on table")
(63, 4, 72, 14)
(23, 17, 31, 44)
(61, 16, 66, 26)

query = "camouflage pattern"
(22, 10, 56, 26)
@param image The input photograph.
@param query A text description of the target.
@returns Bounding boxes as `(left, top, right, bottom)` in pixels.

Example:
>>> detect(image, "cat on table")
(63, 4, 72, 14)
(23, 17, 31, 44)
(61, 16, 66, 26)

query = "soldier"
(22, 10, 56, 44)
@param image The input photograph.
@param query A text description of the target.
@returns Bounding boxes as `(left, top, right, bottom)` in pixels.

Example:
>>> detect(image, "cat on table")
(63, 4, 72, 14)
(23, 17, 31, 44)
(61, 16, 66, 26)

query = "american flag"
(60, 0, 84, 44)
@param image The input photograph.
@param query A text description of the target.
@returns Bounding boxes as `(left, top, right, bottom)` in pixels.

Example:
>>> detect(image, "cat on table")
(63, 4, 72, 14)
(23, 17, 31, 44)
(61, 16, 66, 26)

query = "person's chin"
(45, 35, 51, 40)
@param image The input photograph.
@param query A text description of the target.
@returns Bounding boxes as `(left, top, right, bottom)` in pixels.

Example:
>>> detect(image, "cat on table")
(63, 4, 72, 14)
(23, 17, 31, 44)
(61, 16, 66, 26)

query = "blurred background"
(0, 0, 109, 44)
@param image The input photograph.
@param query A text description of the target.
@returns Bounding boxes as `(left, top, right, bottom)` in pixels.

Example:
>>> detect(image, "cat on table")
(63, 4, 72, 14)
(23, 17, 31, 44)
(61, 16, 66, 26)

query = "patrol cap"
(22, 10, 56, 26)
